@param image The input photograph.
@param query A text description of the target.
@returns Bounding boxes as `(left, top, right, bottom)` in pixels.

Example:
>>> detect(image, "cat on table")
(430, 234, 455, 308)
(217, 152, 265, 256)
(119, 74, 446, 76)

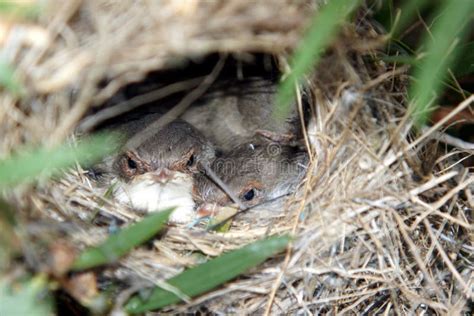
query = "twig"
(206, 193, 292, 231)
(408, 95, 474, 151)
(78, 77, 204, 132)
(125, 56, 226, 150)
(392, 211, 445, 300)
(429, 175, 473, 210)
(369, 95, 474, 180)
(423, 219, 471, 298)
(202, 164, 246, 211)
(263, 161, 315, 316)
(408, 171, 458, 196)
(421, 126, 474, 150)
(48, 67, 104, 146)
(410, 196, 472, 230)
(362, 66, 408, 91)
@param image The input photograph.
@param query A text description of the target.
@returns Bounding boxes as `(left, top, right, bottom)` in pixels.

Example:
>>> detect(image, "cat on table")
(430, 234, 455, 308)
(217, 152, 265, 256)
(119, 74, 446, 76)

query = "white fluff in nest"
(113, 172, 196, 223)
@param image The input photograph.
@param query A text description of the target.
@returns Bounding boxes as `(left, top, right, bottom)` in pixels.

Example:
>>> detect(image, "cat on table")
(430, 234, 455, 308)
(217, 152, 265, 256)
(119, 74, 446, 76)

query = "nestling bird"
(181, 78, 306, 151)
(193, 140, 308, 213)
(93, 116, 216, 223)
(114, 118, 215, 177)
(89, 77, 309, 222)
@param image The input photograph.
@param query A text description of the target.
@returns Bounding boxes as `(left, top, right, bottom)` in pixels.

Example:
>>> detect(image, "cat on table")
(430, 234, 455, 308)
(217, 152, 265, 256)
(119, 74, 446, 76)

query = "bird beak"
(196, 203, 219, 217)
(196, 203, 239, 222)
(150, 168, 175, 183)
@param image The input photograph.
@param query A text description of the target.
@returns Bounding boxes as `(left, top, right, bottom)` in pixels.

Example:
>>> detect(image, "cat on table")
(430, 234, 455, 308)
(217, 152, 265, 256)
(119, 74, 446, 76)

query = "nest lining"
(1, 0, 472, 314)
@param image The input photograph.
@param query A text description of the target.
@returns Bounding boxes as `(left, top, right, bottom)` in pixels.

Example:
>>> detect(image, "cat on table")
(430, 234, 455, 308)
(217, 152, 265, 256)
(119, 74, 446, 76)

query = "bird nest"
(2, 0, 472, 314)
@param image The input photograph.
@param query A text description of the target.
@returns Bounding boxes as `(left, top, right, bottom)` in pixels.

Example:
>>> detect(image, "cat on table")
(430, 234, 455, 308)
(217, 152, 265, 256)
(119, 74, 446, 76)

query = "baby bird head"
(194, 141, 308, 210)
(93, 119, 216, 224)
(113, 119, 216, 182)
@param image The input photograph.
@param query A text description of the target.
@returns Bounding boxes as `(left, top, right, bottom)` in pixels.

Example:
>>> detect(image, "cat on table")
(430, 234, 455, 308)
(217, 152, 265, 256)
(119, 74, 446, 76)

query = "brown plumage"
(94, 117, 216, 181)
(181, 78, 306, 151)
(194, 141, 308, 209)
(91, 117, 216, 223)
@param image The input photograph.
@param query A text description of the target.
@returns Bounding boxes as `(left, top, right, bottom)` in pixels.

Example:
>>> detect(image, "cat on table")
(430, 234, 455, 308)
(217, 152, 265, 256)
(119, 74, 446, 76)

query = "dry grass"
(1, 0, 472, 314)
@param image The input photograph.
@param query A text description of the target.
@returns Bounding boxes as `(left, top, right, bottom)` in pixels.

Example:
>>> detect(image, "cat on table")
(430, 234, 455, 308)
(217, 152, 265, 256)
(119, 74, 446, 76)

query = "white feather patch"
(113, 172, 196, 224)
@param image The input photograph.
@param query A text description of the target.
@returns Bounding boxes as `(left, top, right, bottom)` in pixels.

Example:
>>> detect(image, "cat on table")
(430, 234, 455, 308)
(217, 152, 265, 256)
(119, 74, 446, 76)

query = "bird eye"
(186, 154, 195, 167)
(127, 157, 137, 170)
(116, 152, 146, 180)
(242, 189, 255, 201)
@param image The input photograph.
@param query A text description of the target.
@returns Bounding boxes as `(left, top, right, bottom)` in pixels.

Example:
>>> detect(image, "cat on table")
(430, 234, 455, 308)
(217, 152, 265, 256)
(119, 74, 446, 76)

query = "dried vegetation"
(1, 0, 472, 314)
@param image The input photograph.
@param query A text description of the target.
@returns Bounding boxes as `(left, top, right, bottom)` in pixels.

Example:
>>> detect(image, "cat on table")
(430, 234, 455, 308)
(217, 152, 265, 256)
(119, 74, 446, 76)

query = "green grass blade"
(0, 133, 119, 187)
(125, 234, 290, 313)
(381, 54, 418, 66)
(408, 0, 474, 127)
(275, 0, 361, 119)
(72, 209, 173, 271)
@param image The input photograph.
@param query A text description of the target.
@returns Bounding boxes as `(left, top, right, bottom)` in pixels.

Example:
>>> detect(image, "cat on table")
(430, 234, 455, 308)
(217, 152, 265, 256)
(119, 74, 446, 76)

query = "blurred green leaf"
(0, 60, 22, 96)
(409, 0, 474, 127)
(382, 42, 473, 94)
(0, 275, 54, 316)
(275, 0, 361, 119)
(381, 54, 418, 66)
(72, 209, 172, 271)
(0, 1, 41, 19)
(125, 234, 291, 313)
(0, 133, 119, 187)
